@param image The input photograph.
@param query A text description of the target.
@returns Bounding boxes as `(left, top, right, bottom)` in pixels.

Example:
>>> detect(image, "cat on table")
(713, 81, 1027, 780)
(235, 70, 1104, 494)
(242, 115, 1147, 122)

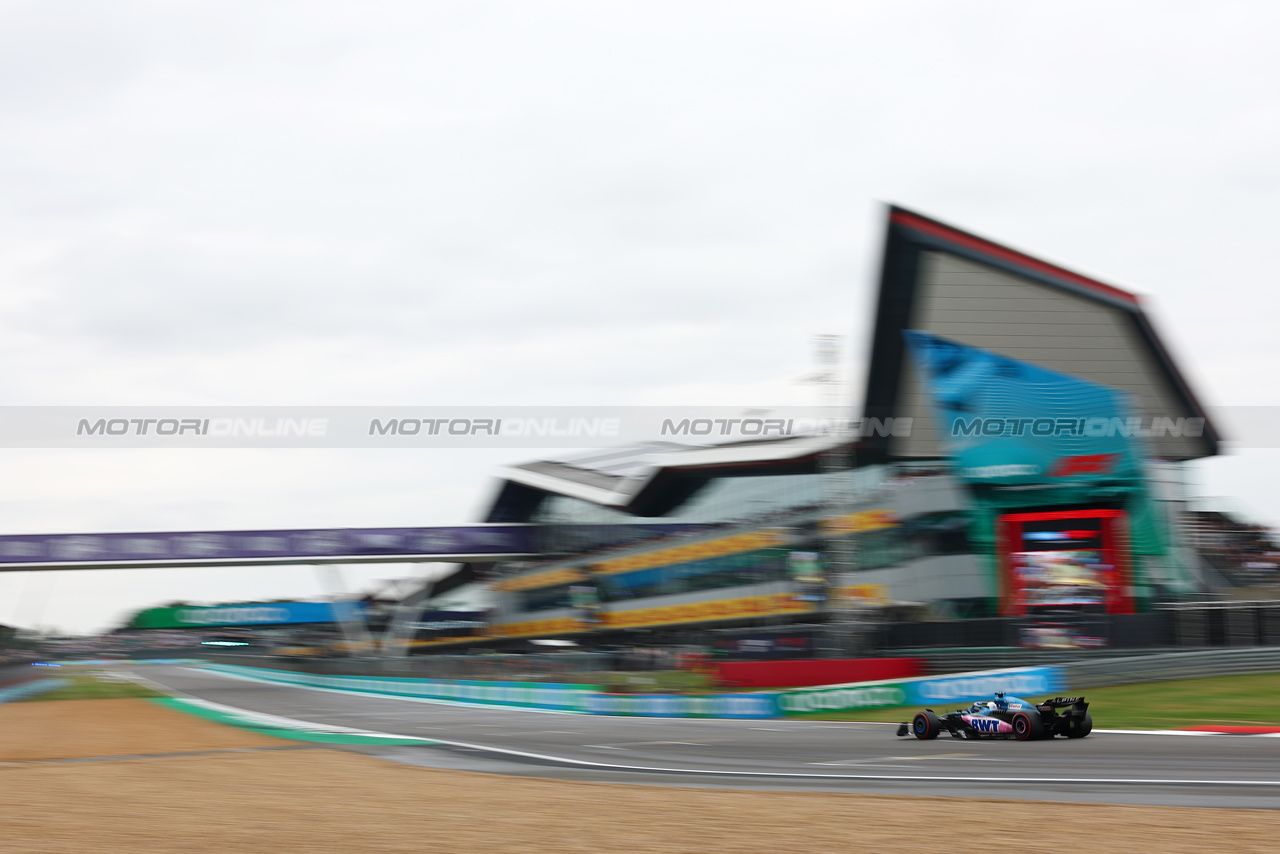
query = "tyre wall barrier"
(777, 666, 1068, 715)
(198, 662, 780, 719)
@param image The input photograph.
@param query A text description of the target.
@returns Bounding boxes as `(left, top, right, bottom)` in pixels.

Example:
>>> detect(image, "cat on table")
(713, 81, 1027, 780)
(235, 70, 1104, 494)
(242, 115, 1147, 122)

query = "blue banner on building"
(903, 331, 1144, 485)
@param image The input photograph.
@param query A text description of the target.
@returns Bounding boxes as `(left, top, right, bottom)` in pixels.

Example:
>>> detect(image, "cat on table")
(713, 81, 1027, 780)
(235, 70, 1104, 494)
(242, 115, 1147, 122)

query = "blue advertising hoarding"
(776, 666, 1067, 715)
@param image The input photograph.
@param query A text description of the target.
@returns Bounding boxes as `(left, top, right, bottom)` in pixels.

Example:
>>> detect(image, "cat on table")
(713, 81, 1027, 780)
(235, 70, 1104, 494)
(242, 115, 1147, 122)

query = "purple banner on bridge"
(0, 525, 534, 567)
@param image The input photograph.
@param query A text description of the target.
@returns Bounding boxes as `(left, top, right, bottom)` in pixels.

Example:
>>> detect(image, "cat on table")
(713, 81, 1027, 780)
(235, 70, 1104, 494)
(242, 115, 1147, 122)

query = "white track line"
(172, 696, 433, 741)
(124, 671, 431, 741)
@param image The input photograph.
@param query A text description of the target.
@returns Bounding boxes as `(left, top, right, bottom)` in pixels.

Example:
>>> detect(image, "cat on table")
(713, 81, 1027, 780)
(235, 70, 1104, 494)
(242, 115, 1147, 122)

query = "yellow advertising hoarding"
(488, 592, 817, 638)
(830, 583, 890, 605)
(593, 529, 788, 576)
(602, 592, 812, 630)
(820, 509, 897, 535)
(491, 566, 585, 593)
(488, 616, 587, 638)
(490, 510, 894, 597)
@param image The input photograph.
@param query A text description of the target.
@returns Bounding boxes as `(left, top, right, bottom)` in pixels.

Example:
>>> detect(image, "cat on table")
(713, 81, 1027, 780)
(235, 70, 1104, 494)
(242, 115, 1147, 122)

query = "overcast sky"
(3, 1, 1279, 634)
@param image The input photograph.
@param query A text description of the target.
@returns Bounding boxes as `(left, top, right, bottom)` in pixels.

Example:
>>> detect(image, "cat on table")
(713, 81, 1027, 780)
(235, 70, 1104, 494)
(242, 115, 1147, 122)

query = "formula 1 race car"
(895, 693, 1092, 741)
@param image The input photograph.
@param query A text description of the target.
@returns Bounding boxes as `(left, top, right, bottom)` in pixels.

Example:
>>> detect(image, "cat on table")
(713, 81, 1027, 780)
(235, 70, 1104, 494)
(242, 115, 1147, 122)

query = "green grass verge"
(19, 668, 166, 702)
(785, 673, 1280, 729)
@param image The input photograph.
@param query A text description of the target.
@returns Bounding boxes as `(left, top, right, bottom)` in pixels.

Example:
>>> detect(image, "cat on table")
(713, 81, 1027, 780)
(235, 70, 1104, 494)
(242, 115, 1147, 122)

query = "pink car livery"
(897, 692, 1093, 741)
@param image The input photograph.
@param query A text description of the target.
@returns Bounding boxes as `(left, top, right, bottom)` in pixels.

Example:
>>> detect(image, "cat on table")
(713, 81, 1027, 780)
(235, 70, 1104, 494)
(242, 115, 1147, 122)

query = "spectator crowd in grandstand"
(1185, 510, 1280, 587)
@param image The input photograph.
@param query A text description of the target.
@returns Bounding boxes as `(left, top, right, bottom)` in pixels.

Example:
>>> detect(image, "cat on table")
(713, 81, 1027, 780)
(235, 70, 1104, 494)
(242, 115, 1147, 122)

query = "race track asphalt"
(137, 665, 1280, 809)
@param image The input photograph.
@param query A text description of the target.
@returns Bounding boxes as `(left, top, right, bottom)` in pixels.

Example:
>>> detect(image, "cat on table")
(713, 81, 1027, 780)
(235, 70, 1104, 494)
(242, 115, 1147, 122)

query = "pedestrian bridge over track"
(0, 524, 537, 571)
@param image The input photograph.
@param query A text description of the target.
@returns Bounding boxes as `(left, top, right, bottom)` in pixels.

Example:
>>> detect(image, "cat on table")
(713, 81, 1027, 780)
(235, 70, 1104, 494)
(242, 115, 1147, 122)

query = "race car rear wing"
(1037, 696, 1088, 711)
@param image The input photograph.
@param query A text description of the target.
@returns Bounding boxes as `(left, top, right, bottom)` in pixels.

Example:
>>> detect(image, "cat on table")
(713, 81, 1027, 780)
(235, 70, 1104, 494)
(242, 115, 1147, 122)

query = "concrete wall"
(841, 554, 993, 604)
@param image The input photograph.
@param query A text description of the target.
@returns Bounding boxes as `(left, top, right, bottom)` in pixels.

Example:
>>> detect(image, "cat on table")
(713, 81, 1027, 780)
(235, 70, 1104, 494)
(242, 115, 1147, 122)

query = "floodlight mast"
(812, 334, 866, 658)
(379, 568, 442, 657)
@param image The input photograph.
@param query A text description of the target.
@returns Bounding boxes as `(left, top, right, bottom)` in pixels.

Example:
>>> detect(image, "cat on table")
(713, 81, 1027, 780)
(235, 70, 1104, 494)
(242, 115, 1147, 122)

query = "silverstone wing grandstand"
(449, 206, 1254, 656)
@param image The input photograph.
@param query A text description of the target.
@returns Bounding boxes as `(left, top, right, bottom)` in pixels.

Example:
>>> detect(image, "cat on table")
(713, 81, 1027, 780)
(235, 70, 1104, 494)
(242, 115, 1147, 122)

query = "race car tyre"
(1012, 711, 1043, 741)
(1064, 711, 1093, 739)
(912, 711, 941, 740)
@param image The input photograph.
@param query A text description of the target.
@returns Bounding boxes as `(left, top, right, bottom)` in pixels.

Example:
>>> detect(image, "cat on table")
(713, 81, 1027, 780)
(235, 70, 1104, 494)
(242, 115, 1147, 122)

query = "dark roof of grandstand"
(863, 206, 1220, 461)
(484, 435, 848, 521)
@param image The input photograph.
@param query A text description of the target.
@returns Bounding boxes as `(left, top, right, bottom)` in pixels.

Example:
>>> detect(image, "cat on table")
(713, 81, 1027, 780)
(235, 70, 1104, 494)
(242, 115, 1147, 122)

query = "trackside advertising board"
(201, 662, 1065, 719)
(905, 666, 1066, 704)
(778, 666, 1067, 715)
(778, 682, 908, 714)
(133, 601, 365, 629)
(199, 662, 779, 718)
(201, 663, 595, 712)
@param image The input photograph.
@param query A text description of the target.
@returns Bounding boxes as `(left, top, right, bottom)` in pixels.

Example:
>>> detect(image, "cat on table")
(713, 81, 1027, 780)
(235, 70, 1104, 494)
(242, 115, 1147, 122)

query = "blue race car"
(895, 692, 1092, 741)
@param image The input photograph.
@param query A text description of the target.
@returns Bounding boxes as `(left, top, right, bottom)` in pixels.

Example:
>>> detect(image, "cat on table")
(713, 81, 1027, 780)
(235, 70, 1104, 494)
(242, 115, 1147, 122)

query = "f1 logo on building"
(1048, 454, 1117, 478)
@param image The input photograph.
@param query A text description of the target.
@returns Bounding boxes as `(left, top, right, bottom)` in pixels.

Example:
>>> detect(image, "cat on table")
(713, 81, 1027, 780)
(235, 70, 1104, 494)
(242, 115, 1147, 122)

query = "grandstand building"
(420, 207, 1223, 654)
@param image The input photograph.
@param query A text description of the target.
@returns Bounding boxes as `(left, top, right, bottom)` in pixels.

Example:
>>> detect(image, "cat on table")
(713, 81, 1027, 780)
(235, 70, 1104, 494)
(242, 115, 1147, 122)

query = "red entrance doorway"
(996, 509, 1132, 616)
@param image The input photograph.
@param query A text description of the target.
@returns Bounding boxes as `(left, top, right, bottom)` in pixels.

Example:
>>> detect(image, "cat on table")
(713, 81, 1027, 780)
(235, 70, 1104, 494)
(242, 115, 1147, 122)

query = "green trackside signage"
(777, 681, 909, 715)
(130, 601, 363, 629)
